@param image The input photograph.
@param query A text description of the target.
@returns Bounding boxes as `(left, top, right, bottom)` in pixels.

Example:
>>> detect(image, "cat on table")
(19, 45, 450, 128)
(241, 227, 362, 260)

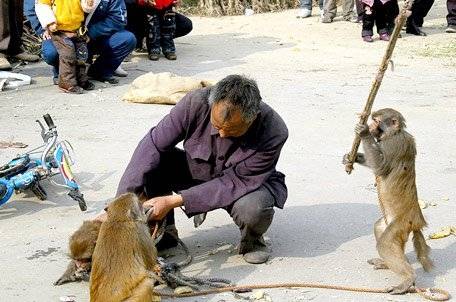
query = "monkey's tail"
(413, 230, 433, 272)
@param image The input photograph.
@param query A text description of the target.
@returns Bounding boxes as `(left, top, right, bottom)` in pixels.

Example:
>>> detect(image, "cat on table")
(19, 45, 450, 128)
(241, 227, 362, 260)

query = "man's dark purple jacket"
(117, 88, 288, 217)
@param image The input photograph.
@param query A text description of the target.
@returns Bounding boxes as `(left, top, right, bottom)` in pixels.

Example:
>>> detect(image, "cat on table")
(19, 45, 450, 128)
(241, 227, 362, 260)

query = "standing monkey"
(344, 108, 432, 294)
(90, 193, 160, 302)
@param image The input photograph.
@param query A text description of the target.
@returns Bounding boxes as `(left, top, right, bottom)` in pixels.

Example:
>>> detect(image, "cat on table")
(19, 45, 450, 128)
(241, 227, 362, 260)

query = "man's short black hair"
(209, 74, 261, 122)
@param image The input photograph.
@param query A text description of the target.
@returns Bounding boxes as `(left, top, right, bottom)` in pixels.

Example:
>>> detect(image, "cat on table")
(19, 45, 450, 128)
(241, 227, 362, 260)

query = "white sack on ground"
(122, 72, 214, 105)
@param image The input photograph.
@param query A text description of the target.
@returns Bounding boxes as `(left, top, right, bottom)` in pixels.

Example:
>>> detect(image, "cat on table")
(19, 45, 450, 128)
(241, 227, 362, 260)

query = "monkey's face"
(371, 109, 405, 139)
(74, 258, 92, 270)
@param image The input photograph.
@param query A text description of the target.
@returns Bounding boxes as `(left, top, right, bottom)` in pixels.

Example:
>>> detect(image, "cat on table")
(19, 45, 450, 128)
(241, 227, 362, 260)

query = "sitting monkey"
(344, 108, 432, 294)
(90, 193, 160, 302)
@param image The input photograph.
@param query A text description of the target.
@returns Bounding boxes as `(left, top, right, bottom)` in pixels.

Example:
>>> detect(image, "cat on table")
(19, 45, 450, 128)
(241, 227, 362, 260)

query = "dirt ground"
(0, 2, 455, 301)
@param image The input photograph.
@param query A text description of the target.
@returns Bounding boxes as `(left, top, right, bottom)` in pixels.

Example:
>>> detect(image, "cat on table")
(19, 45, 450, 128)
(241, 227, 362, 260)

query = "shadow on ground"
(170, 203, 379, 282)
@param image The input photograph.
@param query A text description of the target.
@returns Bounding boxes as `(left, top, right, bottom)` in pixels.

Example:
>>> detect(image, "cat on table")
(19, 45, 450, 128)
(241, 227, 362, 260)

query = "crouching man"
(117, 74, 288, 264)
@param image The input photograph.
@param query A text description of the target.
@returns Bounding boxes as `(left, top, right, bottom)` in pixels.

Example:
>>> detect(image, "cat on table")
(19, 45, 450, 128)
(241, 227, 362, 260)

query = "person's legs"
(342, 0, 355, 20)
(0, 1, 11, 70)
(374, 0, 389, 40)
(160, 9, 176, 59)
(413, 0, 434, 27)
(447, 0, 456, 32)
(362, 3, 375, 41)
(355, 0, 364, 21)
(146, 10, 161, 59)
(322, 0, 337, 22)
(228, 186, 275, 263)
(41, 39, 59, 83)
(6, 0, 22, 56)
(406, 0, 434, 35)
(174, 13, 193, 38)
(51, 33, 81, 93)
(385, 0, 399, 34)
(88, 30, 136, 82)
(126, 2, 146, 49)
(297, 0, 312, 18)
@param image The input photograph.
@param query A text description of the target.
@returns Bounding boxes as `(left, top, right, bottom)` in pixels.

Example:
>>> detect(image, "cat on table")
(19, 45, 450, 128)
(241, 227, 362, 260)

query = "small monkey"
(90, 193, 160, 302)
(344, 108, 432, 294)
(54, 220, 102, 285)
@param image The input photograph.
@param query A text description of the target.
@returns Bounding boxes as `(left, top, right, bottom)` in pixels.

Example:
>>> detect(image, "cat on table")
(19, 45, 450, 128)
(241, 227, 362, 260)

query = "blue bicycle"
(0, 114, 86, 211)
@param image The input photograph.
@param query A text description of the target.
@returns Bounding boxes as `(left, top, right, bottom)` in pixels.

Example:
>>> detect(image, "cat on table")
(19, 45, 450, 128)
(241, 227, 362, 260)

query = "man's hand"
(144, 194, 183, 221)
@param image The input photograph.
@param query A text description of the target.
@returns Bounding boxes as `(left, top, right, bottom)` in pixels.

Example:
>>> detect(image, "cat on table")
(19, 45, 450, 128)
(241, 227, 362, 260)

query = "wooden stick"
(344, 0, 414, 174)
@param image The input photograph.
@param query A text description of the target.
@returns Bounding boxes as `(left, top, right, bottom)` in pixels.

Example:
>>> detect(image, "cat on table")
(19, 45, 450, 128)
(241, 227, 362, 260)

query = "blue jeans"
(300, 0, 324, 10)
(41, 30, 136, 79)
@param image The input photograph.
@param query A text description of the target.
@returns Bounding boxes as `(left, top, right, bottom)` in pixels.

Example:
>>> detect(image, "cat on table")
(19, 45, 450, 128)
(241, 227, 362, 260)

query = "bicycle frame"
(0, 114, 86, 211)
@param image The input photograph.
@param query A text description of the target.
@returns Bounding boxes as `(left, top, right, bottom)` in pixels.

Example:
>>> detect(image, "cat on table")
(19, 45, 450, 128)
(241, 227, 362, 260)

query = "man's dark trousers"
(407, 0, 434, 33)
(142, 148, 275, 254)
(448, 0, 456, 26)
(0, 0, 23, 56)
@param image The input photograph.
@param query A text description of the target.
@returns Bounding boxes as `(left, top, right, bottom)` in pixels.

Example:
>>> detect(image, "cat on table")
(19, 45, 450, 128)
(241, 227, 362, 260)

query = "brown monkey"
(90, 193, 160, 302)
(344, 108, 432, 294)
(54, 220, 102, 285)
(55, 194, 164, 286)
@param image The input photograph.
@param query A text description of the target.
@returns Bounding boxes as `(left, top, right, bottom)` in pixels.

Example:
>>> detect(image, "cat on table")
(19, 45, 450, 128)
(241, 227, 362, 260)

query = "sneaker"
(343, 15, 359, 23)
(13, 51, 40, 62)
(134, 47, 148, 54)
(321, 15, 333, 23)
(114, 66, 128, 77)
(80, 81, 95, 90)
(406, 24, 427, 36)
(164, 52, 177, 60)
(446, 25, 456, 33)
(0, 54, 11, 70)
(363, 35, 374, 42)
(88, 72, 119, 84)
(241, 237, 271, 264)
(379, 33, 390, 41)
(52, 77, 59, 85)
(297, 8, 312, 18)
(243, 249, 270, 264)
(59, 84, 84, 94)
(148, 53, 159, 61)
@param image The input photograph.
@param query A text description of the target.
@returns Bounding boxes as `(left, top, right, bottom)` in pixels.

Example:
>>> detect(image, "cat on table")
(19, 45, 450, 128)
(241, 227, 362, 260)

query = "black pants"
(142, 148, 275, 254)
(448, 0, 456, 26)
(408, 0, 434, 28)
(126, 3, 192, 49)
(362, 0, 395, 37)
(0, 0, 23, 55)
(146, 7, 176, 54)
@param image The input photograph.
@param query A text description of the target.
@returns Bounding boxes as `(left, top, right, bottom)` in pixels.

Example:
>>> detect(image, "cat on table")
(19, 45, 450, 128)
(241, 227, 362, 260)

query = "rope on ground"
(153, 282, 451, 301)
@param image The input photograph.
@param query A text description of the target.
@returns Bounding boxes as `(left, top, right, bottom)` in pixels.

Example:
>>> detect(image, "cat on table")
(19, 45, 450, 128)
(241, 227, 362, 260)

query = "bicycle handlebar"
(43, 114, 55, 129)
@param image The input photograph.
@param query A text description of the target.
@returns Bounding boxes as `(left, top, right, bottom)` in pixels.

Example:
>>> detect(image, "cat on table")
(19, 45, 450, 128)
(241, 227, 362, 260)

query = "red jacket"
(137, 0, 173, 10)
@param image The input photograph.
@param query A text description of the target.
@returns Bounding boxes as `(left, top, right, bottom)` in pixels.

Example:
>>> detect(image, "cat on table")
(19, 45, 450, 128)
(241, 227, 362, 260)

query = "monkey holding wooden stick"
(344, 108, 432, 295)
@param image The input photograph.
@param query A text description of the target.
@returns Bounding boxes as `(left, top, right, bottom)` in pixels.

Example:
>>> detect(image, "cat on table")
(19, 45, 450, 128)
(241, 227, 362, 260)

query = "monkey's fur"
(90, 193, 160, 302)
(54, 220, 102, 285)
(346, 108, 432, 295)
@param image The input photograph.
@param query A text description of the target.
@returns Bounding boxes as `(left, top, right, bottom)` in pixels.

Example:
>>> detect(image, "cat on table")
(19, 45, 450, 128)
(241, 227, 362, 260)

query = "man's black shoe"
(90, 75, 119, 84)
